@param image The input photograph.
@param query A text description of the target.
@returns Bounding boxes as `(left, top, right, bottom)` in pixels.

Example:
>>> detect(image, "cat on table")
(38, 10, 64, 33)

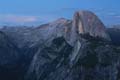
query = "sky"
(0, 0, 120, 26)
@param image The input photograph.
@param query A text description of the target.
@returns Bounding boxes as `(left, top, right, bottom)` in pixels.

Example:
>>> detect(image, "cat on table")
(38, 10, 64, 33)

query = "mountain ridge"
(0, 10, 120, 80)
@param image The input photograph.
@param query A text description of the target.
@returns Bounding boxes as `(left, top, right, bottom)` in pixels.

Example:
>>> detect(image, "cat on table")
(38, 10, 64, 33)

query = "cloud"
(107, 12, 116, 16)
(0, 14, 38, 23)
(113, 15, 120, 18)
(61, 8, 78, 11)
(0, 14, 62, 26)
(105, 12, 120, 19)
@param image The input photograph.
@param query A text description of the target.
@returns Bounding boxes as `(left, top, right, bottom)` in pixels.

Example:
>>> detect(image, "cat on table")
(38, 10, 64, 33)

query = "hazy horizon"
(0, 0, 120, 26)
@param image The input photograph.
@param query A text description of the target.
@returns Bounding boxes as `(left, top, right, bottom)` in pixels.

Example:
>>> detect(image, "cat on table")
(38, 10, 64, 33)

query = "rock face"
(0, 31, 20, 67)
(0, 10, 120, 80)
(1, 18, 72, 48)
(72, 11, 110, 41)
(24, 11, 119, 80)
(0, 18, 72, 80)
(107, 28, 120, 45)
(0, 31, 24, 80)
(25, 37, 120, 80)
